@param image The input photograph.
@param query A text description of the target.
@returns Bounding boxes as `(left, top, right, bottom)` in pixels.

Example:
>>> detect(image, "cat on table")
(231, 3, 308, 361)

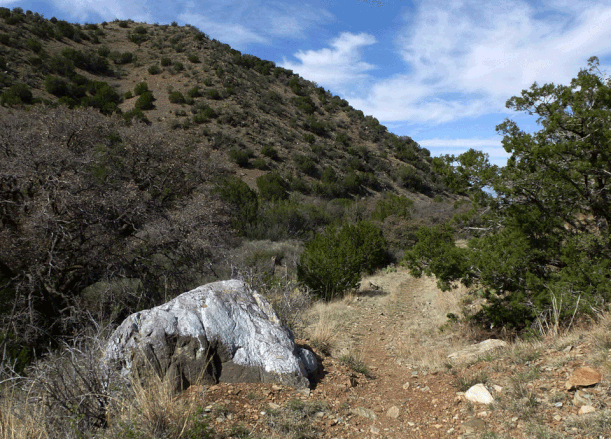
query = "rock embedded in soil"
(572, 390, 592, 407)
(387, 405, 400, 419)
(465, 384, 494, 405)
(578, 405, 596, 415)
(448, 339, 508, 362)
(351, 407, 377, 419)
(565, 366, 602, 390)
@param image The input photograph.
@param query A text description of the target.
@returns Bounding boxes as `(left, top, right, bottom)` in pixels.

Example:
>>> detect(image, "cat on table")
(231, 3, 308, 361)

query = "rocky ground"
(189, 268, 611, 438)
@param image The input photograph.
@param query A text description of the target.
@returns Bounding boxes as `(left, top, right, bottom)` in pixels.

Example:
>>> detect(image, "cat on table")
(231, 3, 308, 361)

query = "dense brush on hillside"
(0, 8, 443, 198)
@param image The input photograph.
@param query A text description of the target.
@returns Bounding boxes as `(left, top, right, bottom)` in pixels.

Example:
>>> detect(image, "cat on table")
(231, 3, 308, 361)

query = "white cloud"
(52, 0, 153, 22)
(270, 15, 302, 36)
(179, 12, 267, 48)
(281, 32, 377, 89)
(342, 0, 611, 125)
(267, 3, 334, 38)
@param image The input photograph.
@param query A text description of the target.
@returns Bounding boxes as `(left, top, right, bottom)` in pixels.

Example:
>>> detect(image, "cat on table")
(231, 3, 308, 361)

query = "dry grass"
(433, 283, 468, 316)
(0, 384, 49, 439)
(0, 372, 212, 439)
(305, 307, 339, 355)
(396, 332, 464, 371)
(339, 348, 369, 375)
(304, 299, 357, 357)
(103, 373, 209, 439)
(0, 331, 214, 439)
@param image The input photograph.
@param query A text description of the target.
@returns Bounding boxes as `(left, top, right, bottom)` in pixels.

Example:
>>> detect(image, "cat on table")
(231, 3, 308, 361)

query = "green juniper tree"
(298, 221, 387, 301)
(405, 57, 611, 330)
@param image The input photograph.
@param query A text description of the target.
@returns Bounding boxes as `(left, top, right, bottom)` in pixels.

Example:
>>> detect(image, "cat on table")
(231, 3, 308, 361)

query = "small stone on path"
(579, 405, 596, 415)
(387, 406, 400, 419)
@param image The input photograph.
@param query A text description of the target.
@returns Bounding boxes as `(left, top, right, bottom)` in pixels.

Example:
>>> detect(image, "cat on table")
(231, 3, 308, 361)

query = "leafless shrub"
(0, 106, 233, 367)
(21, 323, 122, 437)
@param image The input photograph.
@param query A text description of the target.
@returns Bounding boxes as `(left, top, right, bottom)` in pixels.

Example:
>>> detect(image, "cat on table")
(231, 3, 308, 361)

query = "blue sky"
(3, 0, 611, 166)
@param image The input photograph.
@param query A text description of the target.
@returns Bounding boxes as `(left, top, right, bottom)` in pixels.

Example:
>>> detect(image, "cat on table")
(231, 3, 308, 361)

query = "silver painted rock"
(103, 280, 317, 390)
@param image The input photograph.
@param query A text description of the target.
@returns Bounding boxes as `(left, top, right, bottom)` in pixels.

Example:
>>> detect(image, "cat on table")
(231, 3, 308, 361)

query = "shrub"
(208, 89, 221, 100)
(298, 221, 388, 301)
(187, 86, 202, 98)
(252, 158, 267, 170)
(81, 81, 122, 115)
(192, 112, 207, 124)
(160, 57, 172, 66)
(172, 61, 184, 72)
(294, 96, 316, 114)
(26, 38, 42, 53)
(371, 194, 414, 221)
(148, 64, 161, 75)
(248, 200, 330, 241)
(213, 176, 258, 234)
(261, 145, 279, 160)
(118, 20, 128, 28)
(288, 76, 302, 95)
(61, 48, 110, 74)
(44, 75, 69, 97)
(304, 116, 327, 136)
(187, 53, 200, 63)
(118, 52, 134, 64)
(229, 148, 252, 167)
(134, 91, 155, 110)
(397, 165, 425, 191)
(1, 83, 33, 105)
(109, 51, 133, 65)
(293, 153, 318, 177)
(303, 133, 316, 144)
(335, 131, 349, 146)
(168, 91, 186, 104)
(128, 31, 148, 46)
(97, 46, 110, 57)
(134, 81, 148, 95)
(191, 102, 217, 119)
(256, 173, 289, 202)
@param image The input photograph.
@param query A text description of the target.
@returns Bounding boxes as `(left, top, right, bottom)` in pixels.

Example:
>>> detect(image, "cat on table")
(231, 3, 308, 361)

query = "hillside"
(0, 9, 445, 200)
(0, 7, 470, 370)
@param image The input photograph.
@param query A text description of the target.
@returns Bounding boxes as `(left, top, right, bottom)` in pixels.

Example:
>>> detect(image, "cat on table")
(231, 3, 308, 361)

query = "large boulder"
(103, 280, 317, 390)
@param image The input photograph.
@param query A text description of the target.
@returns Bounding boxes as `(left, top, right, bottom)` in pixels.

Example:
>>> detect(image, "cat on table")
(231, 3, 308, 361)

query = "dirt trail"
(202, 268, 477, 438)
(201, 267, 608, 438)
